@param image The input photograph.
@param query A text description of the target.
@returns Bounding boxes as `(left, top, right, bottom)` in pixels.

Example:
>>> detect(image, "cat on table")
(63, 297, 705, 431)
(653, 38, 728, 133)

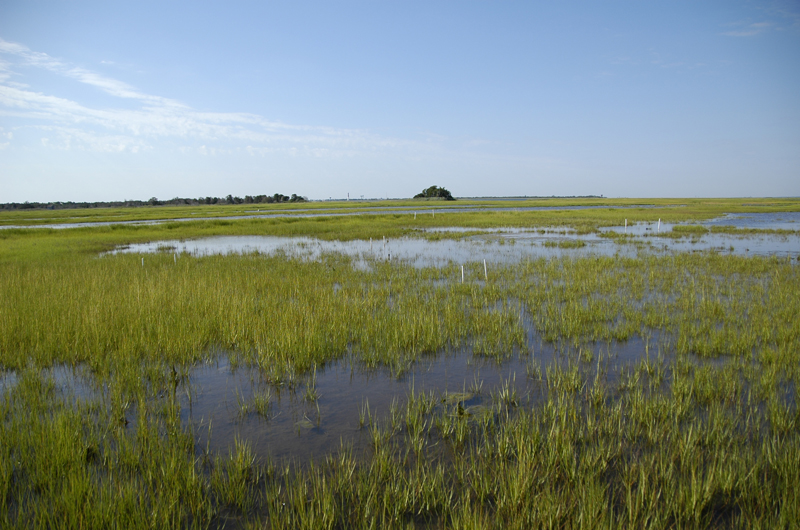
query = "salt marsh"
(2, 200, 799, 528)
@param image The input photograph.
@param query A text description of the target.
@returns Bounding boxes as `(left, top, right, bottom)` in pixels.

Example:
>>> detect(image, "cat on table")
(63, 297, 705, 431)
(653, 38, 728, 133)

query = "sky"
(1, 1, 798, 202)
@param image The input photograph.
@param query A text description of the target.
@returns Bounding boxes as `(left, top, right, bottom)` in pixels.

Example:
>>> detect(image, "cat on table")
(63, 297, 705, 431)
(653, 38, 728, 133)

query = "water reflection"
(108, 233, 625, 267)
(0, 333, 704, 463)
(108, 224, 800, 265)
(181, 335, 655, 462)
(703, 212, 800, 231)
(600, 217, 800, 258)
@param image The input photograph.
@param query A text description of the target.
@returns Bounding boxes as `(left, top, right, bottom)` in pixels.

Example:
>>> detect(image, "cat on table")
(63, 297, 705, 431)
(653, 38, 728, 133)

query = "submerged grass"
(0, 205, 798, 528)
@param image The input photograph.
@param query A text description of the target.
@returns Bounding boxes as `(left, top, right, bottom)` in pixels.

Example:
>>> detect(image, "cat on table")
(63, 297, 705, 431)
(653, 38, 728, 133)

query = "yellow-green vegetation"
(3, 196, 799, 228)
(1, 201, 799, 528)
(3, 197, 799, 264)
(543, 239, 587, 249)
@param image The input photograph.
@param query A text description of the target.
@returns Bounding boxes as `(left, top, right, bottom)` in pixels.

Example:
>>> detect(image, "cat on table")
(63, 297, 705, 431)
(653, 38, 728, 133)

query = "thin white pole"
(461, 265, 464, 284)
(141, 257, 144, 267)
(432, 209, 435, 218)
(484, 259, 488, 281)
(624, 219, 627, 234)
(657, 219, 661, 233)
(174, 253, 176, 264)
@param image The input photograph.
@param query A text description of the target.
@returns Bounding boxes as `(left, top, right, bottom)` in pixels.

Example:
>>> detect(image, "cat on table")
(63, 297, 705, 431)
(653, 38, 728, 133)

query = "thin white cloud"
(0, 38, 417, 155)
(66, 67, 183, 106)
(35, 126, 152, 153)
(766, 1, 800, 30)
(722, 21, 771, 37)
(0, 59, 12, 83)
(0, 38, 179, 105)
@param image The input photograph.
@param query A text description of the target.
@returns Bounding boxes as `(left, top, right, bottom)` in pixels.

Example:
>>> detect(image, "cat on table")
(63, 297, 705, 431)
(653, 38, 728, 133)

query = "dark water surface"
(0, 333, 662, 463)
(179, 334, 657, 462)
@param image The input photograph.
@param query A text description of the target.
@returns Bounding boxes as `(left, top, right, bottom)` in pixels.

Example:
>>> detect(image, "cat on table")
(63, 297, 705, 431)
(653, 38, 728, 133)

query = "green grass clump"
(543, 239, 587, 249)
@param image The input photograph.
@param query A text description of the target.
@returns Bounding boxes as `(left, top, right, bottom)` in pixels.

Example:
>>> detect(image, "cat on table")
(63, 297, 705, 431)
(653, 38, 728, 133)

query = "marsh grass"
(1, 204, 799, 527)
(543, 239, 587, 249)
(3, 197, 799, 229)
(3, 197, 799, 264)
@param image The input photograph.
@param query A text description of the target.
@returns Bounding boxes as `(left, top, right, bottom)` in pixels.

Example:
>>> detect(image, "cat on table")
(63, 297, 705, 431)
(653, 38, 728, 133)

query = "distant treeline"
(0, 193, 308, 211)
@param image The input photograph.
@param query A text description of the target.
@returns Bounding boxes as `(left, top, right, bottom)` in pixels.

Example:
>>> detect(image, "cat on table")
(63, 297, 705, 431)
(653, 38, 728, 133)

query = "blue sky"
(1, 1, 798, 202)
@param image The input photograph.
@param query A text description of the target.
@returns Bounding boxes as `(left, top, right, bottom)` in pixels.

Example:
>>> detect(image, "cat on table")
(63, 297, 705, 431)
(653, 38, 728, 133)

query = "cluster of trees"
(202, 193, 307, 205)
(413, 186, 455, 201)
(0, 193, 308, 211)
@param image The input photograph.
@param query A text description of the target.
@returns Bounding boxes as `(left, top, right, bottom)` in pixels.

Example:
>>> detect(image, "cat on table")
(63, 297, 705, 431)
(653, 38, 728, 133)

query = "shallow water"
(603, 212, 800, 234)
(600, 218, 800, 258)
(0, 331, 663, 463)
(108, 233, 627, 267)
(180, 334, 657, 462)
(703, 212, 800, 231)
(0, 364, 99, 404)
(656, 234, 800, 257)
(0, 371, 16, 393)
(108, 223, 800, 266)
(182, 351, 531, 461)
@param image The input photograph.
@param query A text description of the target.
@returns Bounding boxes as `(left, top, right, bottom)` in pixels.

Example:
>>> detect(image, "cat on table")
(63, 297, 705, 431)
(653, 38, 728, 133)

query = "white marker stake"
(484, 259, 488, 281)
(414, 212, 416, 220)
(174, 253, 177, 264)
(461, 265, 464, 284)
(657, 219, 661, 233)
(142, 257, 144, 267)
